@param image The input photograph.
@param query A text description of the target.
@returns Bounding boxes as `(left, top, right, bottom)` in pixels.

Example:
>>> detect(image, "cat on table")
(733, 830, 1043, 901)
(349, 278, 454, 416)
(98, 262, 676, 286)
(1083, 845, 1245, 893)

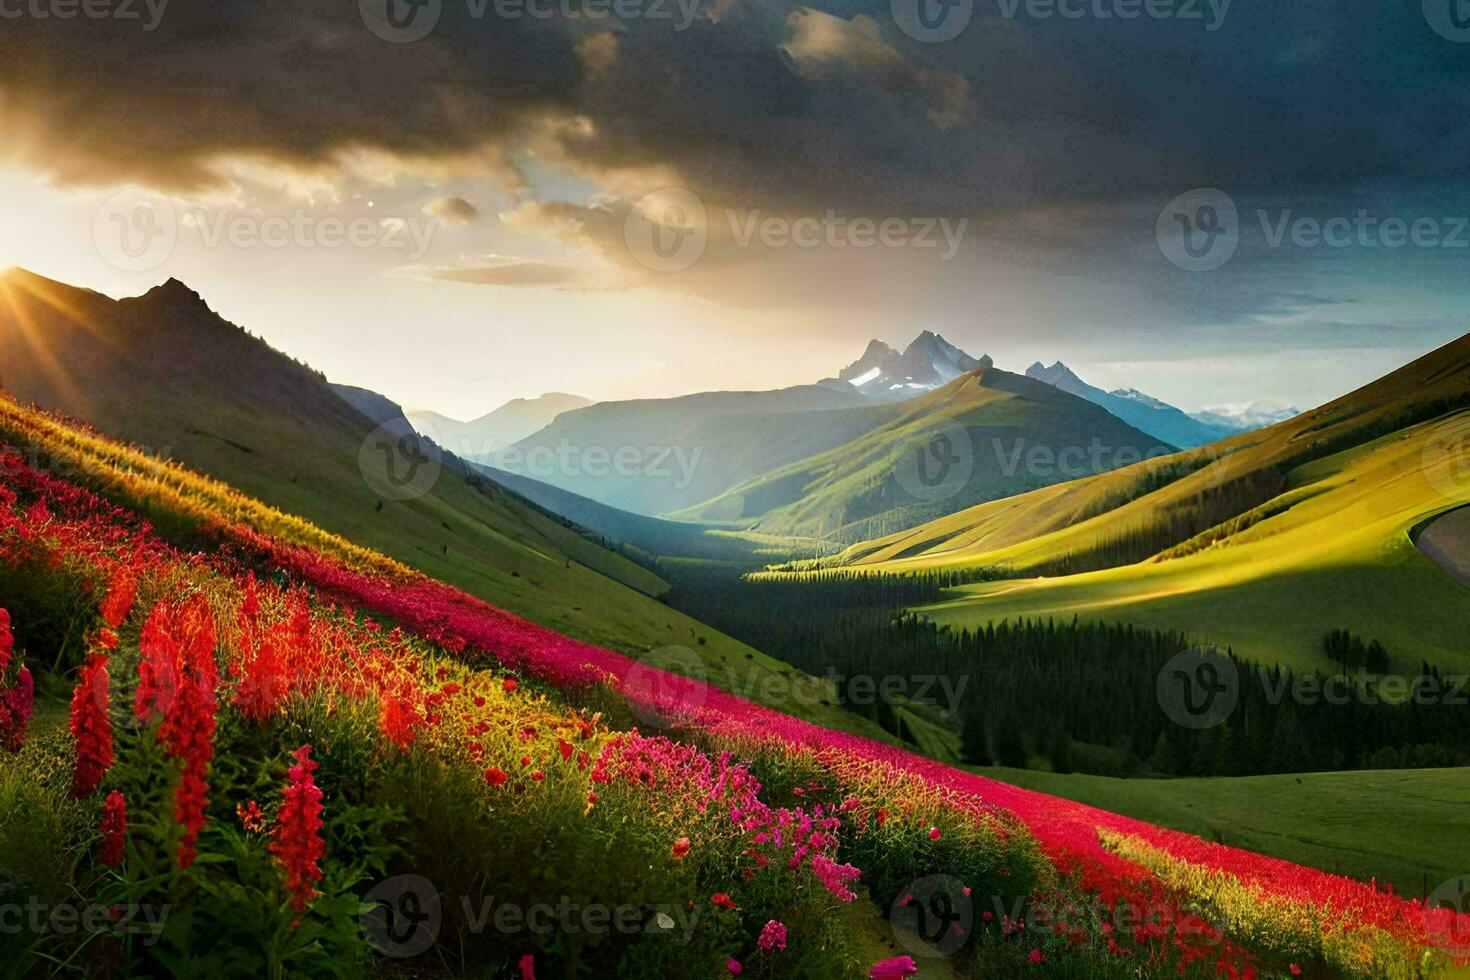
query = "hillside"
(0, 269, 878, 735)
(673, 368, 1175, 544)
(978, 767, 1470, 898)
(503, 384, 894, 516)
(0, 388, 1457, 977)
(797, 334, 1470, 671)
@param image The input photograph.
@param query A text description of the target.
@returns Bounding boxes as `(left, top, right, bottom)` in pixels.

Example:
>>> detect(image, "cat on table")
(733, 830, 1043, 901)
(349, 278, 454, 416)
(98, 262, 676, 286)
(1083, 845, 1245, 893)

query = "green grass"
(914, 414, 1470, 672)
(972, 766, 1470, 898)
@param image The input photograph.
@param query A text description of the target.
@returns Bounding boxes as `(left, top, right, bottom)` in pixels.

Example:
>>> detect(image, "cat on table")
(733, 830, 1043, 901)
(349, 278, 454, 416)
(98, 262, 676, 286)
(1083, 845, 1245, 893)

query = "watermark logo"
(1422, 417, 1470, 501)
(893, 417, 974, 503)
(624, 188, 708, 273)
(891, 0, 974, 42)
(93, 187, 178, 273)
(1157, 188, 1239, 272)
(1161, 189, 1470, 271)
(361, 874, 442, 958)
(1157, 646, 1238, 729)
(360, 0, 442, 42)
(891, 875, 972, 957)
(358, 421, 444, 501)
(1424, 0, 1470, 42)
(1426, 876, 1470, 956)
(621, 645, 710, 728)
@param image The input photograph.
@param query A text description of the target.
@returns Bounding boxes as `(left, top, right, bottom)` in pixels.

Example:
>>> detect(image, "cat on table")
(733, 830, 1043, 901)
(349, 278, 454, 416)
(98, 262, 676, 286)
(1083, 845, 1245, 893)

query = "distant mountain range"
(1025, 360, 1299, 448)
(809, 332, 1296, 449)
(407, 393, 593, 461)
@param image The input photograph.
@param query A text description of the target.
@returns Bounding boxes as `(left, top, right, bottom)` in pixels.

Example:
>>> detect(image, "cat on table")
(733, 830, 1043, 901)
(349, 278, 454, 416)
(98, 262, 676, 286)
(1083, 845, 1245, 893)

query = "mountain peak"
(139, 277, 213, 314)
(833, 333, 991, 397)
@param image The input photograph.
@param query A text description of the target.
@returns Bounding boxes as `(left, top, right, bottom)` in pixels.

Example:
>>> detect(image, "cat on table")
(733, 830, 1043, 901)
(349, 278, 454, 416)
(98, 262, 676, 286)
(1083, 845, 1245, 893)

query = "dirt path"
(1414, 505, 1470, 587)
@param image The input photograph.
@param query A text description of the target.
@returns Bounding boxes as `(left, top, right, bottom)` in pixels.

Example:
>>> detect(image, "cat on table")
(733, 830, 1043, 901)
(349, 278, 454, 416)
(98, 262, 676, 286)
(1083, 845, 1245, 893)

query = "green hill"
(673, 368, 1174, 544)
(789, 334, 1470, 672)
(0, 269, 884, 739)
(504, 383, 898, 516)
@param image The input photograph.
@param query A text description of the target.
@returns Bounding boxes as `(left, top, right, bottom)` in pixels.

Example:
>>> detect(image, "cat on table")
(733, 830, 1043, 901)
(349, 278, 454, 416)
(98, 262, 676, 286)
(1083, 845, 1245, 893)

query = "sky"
(1, 0, 1468, 420)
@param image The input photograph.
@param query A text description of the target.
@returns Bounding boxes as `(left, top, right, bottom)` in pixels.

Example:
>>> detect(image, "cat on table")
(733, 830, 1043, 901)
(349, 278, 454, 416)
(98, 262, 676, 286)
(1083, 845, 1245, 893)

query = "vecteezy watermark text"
(359, 0, 701, 43)
(1159, 646, 1470, 730)
(0, 898, 169, 945)
(1158, 188, 1470, 272)
(361, 875, 701, 958)
(0, 0, 168, 30)
(624, 189, 970, 273)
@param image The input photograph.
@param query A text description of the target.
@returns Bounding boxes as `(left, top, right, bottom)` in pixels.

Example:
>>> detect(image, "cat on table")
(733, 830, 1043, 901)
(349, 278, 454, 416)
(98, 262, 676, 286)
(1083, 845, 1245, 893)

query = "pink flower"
(870, 956, 918, 979)
(1028, 949, 1045, 965)
(928, 826, 941, 841)
(518, 953, 535, 980)
(726, 959, 742, 975)
(758, 919, 787, 953)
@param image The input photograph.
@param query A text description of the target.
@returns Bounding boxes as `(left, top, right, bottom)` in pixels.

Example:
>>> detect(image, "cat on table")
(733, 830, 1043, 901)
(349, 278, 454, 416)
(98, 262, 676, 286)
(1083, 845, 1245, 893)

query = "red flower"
(138, 596, 219, 868)
(484, 767, 509, 787)
(518, 953, 535, 980)
(711, 892, 736, 910)
(379, 690, 422, 750)
(0, 665, 34, 754)
(69, 652, 113, 797)
(1290, 967, 1302, 977)
(234, 627, 289, 722)
(238, 799, 266, 833)
(100, 790, 127, 867)
(671, 837, 691, 860)
(0, 607, 11, 673)
(502, 677, 518, 693)
(928, 826, 942, 842)
(0, 609, 34, 754)
(1028, 949, 1046, 965)
(99, 565, 138, 629)
(269, 745, 326, 920)
(557, 738, 574, 762)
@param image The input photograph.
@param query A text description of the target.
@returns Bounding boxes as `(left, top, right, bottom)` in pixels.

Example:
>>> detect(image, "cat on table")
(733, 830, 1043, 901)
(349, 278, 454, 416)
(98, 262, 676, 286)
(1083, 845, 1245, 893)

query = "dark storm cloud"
(1, 0, 1467, 212)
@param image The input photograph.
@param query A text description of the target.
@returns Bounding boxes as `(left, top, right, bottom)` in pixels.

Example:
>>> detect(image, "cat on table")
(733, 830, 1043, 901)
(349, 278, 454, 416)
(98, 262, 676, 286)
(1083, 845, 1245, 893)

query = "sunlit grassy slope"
(671, 368, 1173, 544)
(822, 334, 1469, 574)
(0, 269, 887, 740)
(914, 412, 1470, 670)
(976, 766, 1470, 898)
(793, 335, 1470, 672)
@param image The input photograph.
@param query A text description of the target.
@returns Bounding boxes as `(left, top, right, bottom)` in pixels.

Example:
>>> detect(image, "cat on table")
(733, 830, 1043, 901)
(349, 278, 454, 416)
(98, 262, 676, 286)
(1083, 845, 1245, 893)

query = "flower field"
(0, 389, 1465, 979)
